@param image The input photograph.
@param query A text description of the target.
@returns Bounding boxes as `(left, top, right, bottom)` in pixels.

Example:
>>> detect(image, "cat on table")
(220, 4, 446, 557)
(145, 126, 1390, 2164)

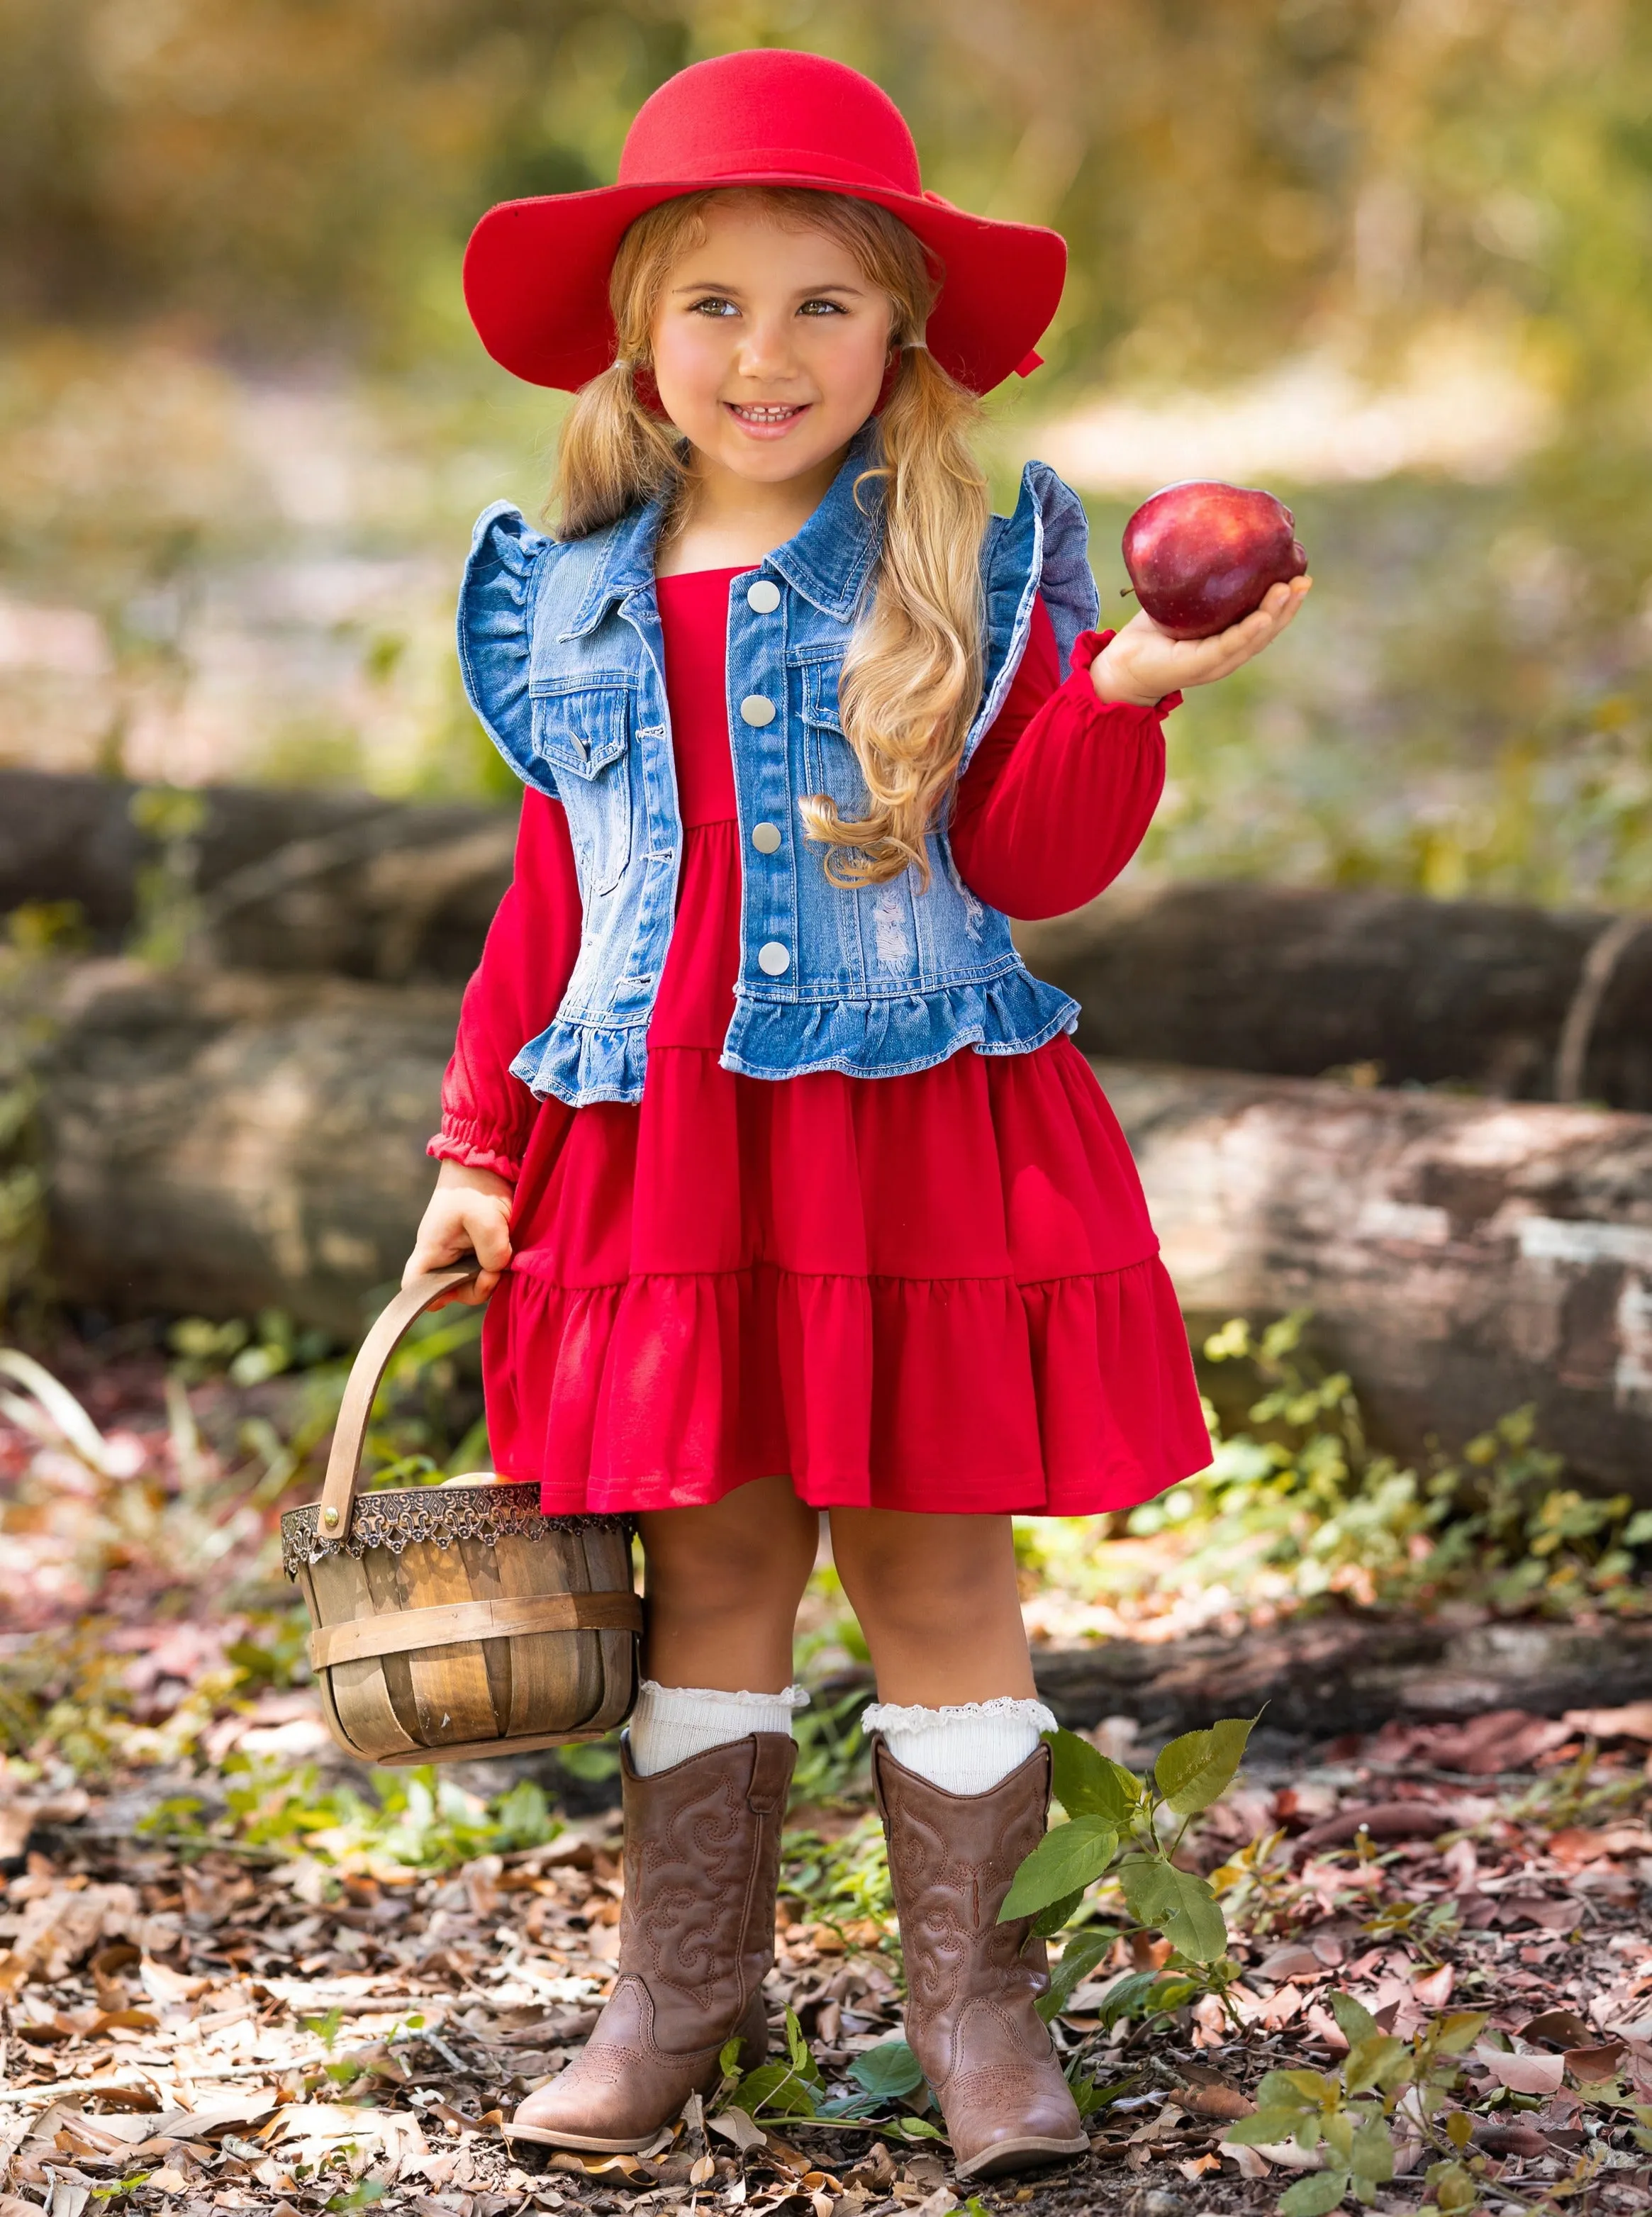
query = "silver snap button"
(740, 694, 776, 727)
(750, 822, 782, 854)
(747, 579, 781, 614)
(757, 940, 791, 976)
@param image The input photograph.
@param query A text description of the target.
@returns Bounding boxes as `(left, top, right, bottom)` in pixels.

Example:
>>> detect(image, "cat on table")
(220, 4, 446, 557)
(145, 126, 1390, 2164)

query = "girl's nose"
(735, 316, 800, 382)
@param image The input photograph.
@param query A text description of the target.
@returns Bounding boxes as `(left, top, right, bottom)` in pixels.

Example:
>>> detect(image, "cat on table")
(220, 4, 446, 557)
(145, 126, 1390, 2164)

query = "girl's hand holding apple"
(1090, 571, 1312, 707)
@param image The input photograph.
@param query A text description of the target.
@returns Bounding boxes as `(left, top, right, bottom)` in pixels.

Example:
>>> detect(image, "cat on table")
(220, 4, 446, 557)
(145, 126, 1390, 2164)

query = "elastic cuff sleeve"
(1071, 627, 1183, 717)
(428, 1123, 522, 1182)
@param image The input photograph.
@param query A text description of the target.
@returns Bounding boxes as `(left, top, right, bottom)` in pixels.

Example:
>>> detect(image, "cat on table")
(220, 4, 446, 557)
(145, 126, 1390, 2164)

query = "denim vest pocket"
(798, 658, 870, 822)
(531, 676, 634, 896)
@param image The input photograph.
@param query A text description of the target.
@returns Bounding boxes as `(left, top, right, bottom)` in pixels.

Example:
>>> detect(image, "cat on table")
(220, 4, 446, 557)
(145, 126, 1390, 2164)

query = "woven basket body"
(281, 1268, 640, 1765)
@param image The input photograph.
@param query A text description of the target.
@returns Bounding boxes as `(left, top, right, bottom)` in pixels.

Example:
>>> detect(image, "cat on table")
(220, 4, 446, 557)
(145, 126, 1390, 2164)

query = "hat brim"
(463, 175, 1066, 397)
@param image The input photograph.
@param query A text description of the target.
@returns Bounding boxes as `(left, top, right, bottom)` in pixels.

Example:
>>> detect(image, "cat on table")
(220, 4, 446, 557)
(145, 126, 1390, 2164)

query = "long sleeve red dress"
(432, 569, 1212, 1517)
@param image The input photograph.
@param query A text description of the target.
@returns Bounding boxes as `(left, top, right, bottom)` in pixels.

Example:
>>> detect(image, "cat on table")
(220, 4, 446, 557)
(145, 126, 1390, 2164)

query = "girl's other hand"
(403, 1160, 514, 1308)
(1091, 573, 1312, 708)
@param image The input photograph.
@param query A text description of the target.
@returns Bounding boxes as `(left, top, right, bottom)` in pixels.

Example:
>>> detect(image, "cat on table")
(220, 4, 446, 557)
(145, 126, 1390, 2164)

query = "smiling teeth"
(732, 404, 803, 419)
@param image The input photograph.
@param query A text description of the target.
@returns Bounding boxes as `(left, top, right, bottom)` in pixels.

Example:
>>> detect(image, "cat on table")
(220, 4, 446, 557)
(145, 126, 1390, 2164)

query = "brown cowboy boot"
(508, 1731, 795, 2152)
(873, 1736, 1088, 2182)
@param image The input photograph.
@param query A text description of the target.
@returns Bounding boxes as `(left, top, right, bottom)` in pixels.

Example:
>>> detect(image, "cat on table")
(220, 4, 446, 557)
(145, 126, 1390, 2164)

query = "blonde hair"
(552, 188, 990, 890)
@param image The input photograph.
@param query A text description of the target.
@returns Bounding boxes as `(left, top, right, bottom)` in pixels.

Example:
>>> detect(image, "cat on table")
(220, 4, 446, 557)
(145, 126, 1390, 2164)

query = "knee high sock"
(863, 1697, 1059, 1796)
(627, 1680, 810, 1777)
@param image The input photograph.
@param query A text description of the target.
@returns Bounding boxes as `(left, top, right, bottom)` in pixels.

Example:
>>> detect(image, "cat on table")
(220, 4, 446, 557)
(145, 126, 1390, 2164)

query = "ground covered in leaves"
(2, 1319, 1652, 2216)
(3, 1674, 1652, 2217)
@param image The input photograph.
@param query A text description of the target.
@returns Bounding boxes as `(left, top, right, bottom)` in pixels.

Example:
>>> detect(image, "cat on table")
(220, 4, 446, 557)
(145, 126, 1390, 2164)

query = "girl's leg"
(511, 1477, 816, 2152)
(829, 1507, 1083, 2182)
(637, 1473, 820, 1689)
(826, 1506, 1034, 1704)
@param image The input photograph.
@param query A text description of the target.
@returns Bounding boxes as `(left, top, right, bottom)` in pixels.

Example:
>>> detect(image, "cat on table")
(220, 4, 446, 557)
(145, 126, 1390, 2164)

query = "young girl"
(406, 48, 1307, 2182)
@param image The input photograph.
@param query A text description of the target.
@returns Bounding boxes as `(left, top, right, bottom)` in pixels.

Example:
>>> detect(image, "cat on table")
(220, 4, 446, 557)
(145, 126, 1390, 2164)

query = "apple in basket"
(1121, 481, 1308, 640)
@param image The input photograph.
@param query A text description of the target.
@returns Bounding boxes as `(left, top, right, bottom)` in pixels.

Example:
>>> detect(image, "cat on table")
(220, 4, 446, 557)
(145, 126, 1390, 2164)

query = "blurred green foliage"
(1, 2, 1651, 897)
(3, 1, 1648, 401)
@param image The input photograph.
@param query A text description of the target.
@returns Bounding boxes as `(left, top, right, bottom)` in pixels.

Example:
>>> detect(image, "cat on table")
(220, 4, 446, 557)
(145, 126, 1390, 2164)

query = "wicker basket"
(281, 1266, 641, 1765)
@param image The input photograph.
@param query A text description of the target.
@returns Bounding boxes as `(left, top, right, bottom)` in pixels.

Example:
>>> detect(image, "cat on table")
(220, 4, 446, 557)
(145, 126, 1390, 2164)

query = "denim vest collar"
(562, 424, 883, 642)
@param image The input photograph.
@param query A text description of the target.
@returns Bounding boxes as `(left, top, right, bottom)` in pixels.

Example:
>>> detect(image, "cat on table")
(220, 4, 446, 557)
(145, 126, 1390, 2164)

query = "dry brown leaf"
(1564, 2041, 1626, 2083)
(1546, 1825, 1652, 1871)
(1183, 2083, 1256, 2121)
(1521, 2008, 1596, 2049)
(1474, 2046, 1566, 2095)
(1412, 1963, 1455, 2007)
(1256, 1943, 1323, 1983)
(1294, 1802, 1450, 1853)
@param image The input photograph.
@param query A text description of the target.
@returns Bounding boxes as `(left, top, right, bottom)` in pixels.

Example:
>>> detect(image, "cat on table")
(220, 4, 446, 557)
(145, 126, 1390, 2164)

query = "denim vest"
(457, 430, 1098, 1109)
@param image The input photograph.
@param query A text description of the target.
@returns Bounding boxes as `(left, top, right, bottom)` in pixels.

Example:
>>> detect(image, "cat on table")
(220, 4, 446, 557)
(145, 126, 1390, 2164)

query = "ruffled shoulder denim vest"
(457, 429, 1098, 1109)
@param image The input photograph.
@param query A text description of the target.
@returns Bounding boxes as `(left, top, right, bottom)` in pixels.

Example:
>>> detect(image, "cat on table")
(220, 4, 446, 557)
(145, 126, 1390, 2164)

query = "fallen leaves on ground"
(0, 1695, 1648, 2216)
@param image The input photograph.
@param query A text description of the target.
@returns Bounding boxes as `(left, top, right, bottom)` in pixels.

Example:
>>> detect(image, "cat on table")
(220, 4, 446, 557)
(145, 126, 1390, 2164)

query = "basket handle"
(316, 1263, 480, 1539)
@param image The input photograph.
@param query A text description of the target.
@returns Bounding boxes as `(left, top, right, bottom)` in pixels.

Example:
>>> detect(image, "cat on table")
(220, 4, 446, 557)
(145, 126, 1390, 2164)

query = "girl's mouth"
(724, 401, 810, 437)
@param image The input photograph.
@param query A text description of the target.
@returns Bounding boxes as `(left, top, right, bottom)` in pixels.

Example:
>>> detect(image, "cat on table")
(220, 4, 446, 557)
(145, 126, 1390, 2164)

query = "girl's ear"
(871, 346, 902, 418)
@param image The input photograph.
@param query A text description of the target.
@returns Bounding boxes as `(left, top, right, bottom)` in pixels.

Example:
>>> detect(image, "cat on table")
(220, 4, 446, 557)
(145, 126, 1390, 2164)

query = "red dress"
(433, 569, 1211, 1516)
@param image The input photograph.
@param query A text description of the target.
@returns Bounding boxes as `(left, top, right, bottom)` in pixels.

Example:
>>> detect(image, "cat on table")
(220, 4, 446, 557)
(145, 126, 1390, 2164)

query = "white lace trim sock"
(627, 1680, 810, 1777)
(863, 1695, 1059, 1797)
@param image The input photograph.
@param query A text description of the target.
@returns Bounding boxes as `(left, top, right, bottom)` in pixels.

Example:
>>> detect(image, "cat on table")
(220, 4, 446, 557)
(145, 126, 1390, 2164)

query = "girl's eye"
(798, 298, 847, 316)
(688, 297, 738, 318)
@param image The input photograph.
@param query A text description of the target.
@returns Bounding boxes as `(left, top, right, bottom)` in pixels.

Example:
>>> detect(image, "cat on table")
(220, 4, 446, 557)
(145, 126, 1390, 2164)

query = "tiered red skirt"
(481, 808, 1212, 1516)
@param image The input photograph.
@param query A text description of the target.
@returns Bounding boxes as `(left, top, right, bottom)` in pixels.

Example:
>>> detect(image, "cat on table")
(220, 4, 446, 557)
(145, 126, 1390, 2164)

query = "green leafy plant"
(1005, 1717, 1258, 1965)
(1000, 1714, 1262, 2105)
(1024, 1313, 1652, 1622)
(711, 2012, 945, 2144)
(1223, 1992, 1490, 2214)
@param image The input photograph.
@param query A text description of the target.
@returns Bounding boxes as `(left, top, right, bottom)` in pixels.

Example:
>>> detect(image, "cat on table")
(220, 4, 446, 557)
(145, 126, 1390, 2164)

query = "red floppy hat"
(463, 49, 1066, 398)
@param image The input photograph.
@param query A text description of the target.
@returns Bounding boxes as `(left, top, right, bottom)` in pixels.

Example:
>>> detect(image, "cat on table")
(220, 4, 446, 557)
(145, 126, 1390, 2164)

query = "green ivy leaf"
(1223, 2109, 1319, 2148)
(1066, 2065, 1138, 2118)
(730, 2061, 820, 2118)
(1432, 2014, 1490, 2055)
(1322, 2113, 1355, 2164)
(848, 2042, 925, 2101)
(999, 1818, 1118, 1921)
(1349, 2116, 1396, 2184)
(1278, 2170, 1351, 2216)
(1117, 1854, 1228, 1962)
(1037, 1928, 1116, 2023)
(1423, 2158, 1478, 2213)
(1344, 2035, 1408, 2094)
(1032, 1887, 1089, 1938)
(1098, 1969, 1161, 2028)
(891, 2116, 944, 2140)
(1044, 1729, 1140, 1823)
(1327, 1991, 1380, 2047)
(1154, 1714, 1260, 1815)
(1254, 2070, 1329, 2114)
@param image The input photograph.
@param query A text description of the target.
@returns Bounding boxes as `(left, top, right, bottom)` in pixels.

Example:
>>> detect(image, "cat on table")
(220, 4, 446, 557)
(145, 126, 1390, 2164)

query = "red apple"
(1121, 481, 1307, 640)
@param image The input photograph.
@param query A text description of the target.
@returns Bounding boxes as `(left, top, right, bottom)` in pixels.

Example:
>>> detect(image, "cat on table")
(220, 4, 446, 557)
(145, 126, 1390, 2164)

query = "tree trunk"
(11, 772, 1652, 1107)
(1015, 880, 1652, 1110)
(0, 769, 515, 983)
(28, 961, 1652, 1497)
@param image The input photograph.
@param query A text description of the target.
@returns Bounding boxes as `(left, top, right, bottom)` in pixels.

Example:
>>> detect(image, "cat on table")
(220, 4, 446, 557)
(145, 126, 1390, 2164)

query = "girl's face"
(649, 199, 893, 489)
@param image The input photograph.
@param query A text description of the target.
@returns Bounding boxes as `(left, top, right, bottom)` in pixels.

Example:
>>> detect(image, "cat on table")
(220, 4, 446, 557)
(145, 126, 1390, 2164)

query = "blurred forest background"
(3, 0, 1652, 903)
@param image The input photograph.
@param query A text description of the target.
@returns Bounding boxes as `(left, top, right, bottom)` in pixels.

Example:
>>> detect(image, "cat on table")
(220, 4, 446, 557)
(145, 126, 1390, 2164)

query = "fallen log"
(25, 961, 1652, 1497)
(9, 771, 1652, 1108)
(1015, 879, 1652, 1111)
(1021, 1616, 1652, 1737)
(1107, 1059, 1652, 1501)
(0, 769, 513, 983)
